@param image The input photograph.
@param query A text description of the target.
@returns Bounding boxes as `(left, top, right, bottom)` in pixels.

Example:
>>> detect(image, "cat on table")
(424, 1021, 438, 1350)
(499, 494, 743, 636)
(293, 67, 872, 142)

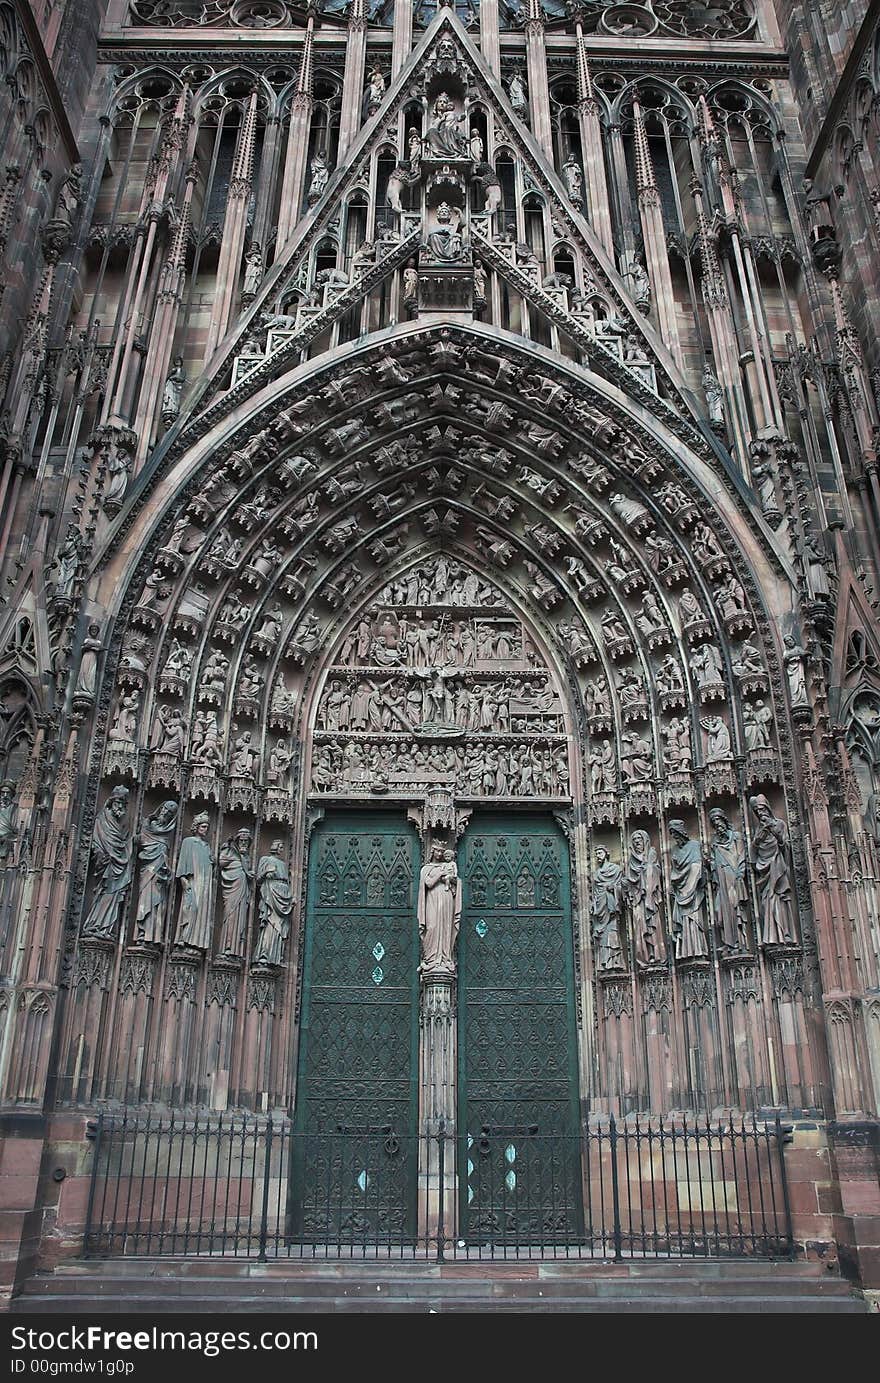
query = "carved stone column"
(631, 100, 682, 363)
(276, 20, 315, 253)
(337, 0, 368, 163)
(414, 803, 463, 1254)
(203, 92, 259, 362)
(574, 20, 614, 255)
(524, 1, 553, 159)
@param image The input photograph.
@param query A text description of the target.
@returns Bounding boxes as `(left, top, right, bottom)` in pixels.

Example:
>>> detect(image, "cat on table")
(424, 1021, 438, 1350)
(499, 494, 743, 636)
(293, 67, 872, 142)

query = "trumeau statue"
(417, 843, 461, 976)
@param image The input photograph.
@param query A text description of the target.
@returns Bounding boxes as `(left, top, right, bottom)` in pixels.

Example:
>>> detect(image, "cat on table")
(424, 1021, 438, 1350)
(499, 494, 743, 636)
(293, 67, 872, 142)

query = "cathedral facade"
(1, 0, 880, 1303)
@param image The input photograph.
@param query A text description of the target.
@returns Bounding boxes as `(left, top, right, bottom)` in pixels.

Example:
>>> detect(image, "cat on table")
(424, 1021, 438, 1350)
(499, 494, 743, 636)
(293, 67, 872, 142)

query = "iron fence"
(83, 1111, 793, 1262)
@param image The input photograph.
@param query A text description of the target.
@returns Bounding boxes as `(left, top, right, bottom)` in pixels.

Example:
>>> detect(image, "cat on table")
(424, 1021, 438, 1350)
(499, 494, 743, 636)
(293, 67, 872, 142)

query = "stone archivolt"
(48, 322, 818, 1113)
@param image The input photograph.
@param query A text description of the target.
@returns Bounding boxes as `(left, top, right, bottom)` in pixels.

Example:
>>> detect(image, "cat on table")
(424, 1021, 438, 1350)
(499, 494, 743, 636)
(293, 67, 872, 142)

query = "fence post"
(775, 1114, 795, 1259)
(609, 1114, 623, 1262)
(436, 1120, 446, 1263)
(82, 1111, 103, 1260)
(257, 1117, 273, 1263)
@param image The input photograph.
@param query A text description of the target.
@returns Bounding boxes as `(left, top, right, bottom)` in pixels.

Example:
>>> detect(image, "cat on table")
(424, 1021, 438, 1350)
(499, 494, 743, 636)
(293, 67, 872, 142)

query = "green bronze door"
(458, 816, 583, 1243)
(291, 813, 420, 1242)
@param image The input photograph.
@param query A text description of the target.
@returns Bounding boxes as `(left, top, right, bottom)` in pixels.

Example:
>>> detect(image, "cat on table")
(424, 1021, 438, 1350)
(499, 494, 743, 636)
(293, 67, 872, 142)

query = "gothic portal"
(1, 0, 880, 1299)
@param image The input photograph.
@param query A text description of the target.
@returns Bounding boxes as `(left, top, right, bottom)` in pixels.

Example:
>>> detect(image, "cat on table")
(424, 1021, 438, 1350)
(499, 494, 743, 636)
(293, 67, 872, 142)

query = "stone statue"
(102, 434, 132, 511)
(701, 714, 731, 762)
(0, 780, 18, 865)
(408, 127, 422, 173)
(473, 259, 487, 305)
(190, 710, 223, 767)
(508, 71, 528, 120)
(427, 201, 463, 261)
(81, 785, 133, 940)
(403, 258, 419, 303)
(743, 699, 773, 750)
(692, 642, 724, 689)
(627, 257, 651, 312)
(417, 843, 461, 976)
(242, 244, 263, 298)
(668, 819, 707, 960)
(702, 365, 724, 427)
(425, 91, 469, 157)
(562, 155, 583, 205)
(470, 127, 484, 162)
(783, 634, 809, 706)
(625, 830, 665, 967)
(591, 847, 624, 970)
(732, 638, 764, 680)
(134, 800, 179, 946)
(663, 717, 691, 770)
(620, 730, 652, 782)
(254, 601, 283, 646)
(307, 152, 329, 205)
(54, 161, 83, 231)
(151, 703, 186, 757)
(217, 828, 253, 959)
(162, 358, 186, 422)
(751, 460, 779, 519)
(230, 731, 259, 777)
(52, 524, 84, 602)
(707, 808, 749, 952)
(865, 790, 880, 846)
(110, 690, 140, 744)
(801, 533, 831, 599)
(74, 622, 103, 700)
(589, 740, 617, 792)
(174, 813, 214, 951)
(362, 65, 386, 120)
(254, 840, 292, 967)
(749, 795, 797, 945)
(268, 737, 295, 787)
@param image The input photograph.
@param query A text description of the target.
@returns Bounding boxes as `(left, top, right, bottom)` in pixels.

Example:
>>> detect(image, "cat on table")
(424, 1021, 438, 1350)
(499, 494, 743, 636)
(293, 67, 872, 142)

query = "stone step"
(11, 1292, 868, 1314)
(17, 1273, 858, 1300)
(12, 1259, 867, 1313)
(23, 1256, 835, 1278)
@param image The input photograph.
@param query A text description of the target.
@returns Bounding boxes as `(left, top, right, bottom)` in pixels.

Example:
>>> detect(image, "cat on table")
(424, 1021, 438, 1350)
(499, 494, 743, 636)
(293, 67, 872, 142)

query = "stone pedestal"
(419, 974, 456, 1254)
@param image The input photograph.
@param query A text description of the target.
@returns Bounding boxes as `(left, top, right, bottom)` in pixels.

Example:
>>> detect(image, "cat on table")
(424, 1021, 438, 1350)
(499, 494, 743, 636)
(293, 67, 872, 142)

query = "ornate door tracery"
(457, 817, 582, 1241)
(291, 813, 420, 1240)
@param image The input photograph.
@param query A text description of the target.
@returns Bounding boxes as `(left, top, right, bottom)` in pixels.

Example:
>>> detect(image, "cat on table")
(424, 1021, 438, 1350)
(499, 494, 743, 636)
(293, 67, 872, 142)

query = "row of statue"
(375, 560, 502, 608)
(336, 612, 525, 669)
(586, 704, 773, 786)
(80, 788, 291, 966)
(317, 671, 560, 735)
(311, 736, 570, 796)
(590, 797, 799, 969)
(78, 784, 796, 982)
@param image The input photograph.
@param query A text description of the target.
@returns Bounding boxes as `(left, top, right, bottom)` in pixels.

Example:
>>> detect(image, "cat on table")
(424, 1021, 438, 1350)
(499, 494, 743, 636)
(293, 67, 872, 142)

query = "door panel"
(458, 817, 582, 1242)
(291, 814, 420, 1241)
